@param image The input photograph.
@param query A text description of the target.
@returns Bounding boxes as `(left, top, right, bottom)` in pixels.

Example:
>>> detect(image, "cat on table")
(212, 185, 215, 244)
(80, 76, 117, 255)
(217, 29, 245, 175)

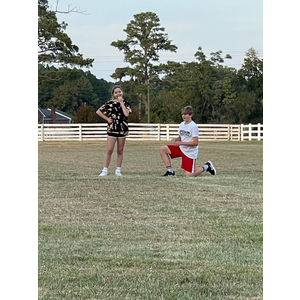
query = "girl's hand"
(107, 117, 113, 124)
(116, 96, 124, 103)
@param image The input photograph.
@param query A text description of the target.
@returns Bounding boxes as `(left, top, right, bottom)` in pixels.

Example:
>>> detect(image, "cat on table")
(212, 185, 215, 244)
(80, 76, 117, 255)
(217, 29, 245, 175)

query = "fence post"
(41, 124, 44, 141)
(157, 123, 161, 141)
(166, 124, 170, 141)
(227, 125, 230, 141)
(257, 123, 261, 141)
(79, 124, 82, 141)
(249, 123, 252, 141)
(241, 124, 243, 141)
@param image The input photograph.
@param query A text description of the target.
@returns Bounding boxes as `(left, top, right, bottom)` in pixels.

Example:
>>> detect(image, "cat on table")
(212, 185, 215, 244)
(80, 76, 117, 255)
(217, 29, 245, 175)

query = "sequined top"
(98, 100, 132, 136)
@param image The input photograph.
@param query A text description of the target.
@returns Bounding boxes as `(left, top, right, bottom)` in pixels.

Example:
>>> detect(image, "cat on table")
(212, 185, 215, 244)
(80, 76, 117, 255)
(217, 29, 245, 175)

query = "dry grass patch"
(39, 140, 263, 299)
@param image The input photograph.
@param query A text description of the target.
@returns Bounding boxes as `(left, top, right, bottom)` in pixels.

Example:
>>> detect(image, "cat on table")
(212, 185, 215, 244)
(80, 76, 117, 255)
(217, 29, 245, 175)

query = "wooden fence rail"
(38, 123, 263, 142)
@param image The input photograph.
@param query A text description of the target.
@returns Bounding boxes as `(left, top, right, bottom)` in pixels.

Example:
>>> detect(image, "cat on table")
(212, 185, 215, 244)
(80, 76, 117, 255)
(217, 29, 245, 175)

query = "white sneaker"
(99, 170, 107, 177)
(115, 170, 122, 176)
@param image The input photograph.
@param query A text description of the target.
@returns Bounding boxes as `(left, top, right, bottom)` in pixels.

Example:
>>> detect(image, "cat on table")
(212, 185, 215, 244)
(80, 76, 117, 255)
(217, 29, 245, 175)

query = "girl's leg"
(103, 136, 117, 168)
(116, 137, 126, 168)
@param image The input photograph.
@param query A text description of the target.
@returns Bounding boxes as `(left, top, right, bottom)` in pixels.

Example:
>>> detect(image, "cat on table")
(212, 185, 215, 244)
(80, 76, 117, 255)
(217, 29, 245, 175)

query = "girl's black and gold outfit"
(98, 100, 132, 137)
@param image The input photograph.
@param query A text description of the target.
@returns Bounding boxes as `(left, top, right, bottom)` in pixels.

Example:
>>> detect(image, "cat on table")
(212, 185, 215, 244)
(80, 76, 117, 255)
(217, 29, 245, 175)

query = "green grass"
(38, 140, 263, 300)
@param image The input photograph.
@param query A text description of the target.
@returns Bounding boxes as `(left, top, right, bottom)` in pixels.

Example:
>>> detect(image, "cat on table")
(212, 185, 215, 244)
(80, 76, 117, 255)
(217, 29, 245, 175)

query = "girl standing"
(96, 85, 131, 176)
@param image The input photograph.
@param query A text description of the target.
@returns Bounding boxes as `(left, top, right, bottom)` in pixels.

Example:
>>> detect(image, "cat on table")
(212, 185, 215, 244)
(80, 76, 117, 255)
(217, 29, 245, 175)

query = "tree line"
(38, 1, 263, 124)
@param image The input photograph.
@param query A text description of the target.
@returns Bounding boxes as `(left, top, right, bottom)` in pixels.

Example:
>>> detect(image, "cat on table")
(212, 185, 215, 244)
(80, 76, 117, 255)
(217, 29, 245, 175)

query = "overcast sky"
(49, 0, 263, 82)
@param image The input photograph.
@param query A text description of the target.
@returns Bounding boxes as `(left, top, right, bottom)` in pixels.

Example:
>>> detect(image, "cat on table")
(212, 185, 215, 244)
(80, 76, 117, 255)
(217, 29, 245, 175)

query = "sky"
(48, 0, 263, 82)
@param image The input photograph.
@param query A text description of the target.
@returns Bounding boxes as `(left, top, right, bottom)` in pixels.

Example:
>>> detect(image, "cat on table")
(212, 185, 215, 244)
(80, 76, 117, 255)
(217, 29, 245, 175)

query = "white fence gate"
(38, 123, 263, 142)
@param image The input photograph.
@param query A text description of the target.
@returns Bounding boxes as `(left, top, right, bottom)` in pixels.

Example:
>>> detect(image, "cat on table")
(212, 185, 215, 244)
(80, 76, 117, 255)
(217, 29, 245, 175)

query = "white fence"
(38, 123, 263, 142)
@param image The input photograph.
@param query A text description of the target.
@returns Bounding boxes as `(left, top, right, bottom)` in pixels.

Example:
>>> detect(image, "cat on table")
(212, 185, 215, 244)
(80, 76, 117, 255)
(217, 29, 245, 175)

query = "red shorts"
(167, 145, 196, 173)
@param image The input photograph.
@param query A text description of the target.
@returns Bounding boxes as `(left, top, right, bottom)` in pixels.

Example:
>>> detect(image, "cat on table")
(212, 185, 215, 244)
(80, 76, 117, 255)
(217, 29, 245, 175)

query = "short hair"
(181, 106, 193, 115)
(111, 85, 122, 96)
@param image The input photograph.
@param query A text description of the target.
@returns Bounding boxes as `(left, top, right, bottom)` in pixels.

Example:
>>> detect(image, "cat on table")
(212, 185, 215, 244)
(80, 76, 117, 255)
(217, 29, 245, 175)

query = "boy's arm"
(171, 135, 181, 144)
(172, 136, 198, 146)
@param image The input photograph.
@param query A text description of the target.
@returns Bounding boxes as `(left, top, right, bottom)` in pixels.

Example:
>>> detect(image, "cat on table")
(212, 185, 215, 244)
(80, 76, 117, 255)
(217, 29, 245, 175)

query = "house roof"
(38, 108, 74, 121)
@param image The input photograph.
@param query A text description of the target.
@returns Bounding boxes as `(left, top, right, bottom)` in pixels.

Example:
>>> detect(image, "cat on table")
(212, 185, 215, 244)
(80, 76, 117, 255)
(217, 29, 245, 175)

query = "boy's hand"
(172, 139, 181, 146)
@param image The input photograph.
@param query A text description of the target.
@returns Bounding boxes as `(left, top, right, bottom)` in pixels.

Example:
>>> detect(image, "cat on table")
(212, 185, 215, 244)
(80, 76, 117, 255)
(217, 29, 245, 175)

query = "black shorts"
(107, 132, 127, 138)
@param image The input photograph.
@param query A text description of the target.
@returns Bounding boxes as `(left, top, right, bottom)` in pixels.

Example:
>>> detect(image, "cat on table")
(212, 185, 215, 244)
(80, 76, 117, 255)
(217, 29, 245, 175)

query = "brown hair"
(111, 85, 123, 97)
(181, 106, 193, 115)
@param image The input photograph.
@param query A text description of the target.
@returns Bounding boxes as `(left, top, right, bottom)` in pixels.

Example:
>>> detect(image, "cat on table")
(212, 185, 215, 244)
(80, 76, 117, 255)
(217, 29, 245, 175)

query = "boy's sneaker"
(205, 161, 216, 175)
(115, 170, 122, 176)
(99, 170, 108, 177)
(162, 171, 175, 176)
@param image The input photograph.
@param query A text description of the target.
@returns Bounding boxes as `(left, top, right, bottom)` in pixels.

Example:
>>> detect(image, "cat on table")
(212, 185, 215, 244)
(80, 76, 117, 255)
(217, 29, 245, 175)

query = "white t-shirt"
(178, 121, 199, 159)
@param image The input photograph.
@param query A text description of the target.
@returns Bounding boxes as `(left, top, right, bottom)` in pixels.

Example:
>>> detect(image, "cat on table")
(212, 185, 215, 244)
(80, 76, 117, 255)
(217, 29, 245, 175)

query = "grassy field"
(38, 140, 263, 300)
